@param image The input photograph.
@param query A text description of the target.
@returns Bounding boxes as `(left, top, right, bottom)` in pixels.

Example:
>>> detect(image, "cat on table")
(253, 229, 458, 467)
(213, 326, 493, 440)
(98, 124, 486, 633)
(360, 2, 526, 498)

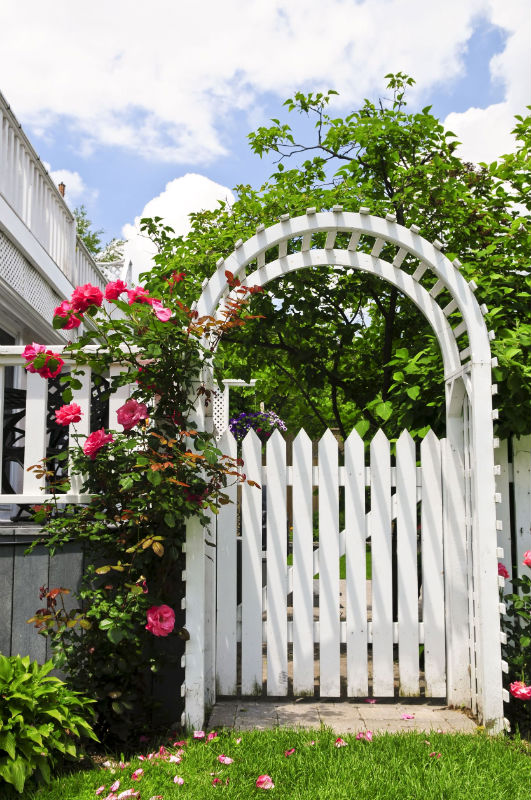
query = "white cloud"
(122, 173, 234, 281)
(0, 0, 524, 166)
(43, 162, 98, 207)
(444, 0, 530, 163)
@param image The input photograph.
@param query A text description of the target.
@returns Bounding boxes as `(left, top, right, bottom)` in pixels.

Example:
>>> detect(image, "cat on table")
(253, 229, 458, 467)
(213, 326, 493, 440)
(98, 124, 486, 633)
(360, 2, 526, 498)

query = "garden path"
(207, 699, 478, 735)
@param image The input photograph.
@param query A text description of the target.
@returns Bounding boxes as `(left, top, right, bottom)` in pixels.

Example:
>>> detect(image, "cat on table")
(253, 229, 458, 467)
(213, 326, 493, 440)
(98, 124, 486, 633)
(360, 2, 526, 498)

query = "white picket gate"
(214, 426, 448, 701)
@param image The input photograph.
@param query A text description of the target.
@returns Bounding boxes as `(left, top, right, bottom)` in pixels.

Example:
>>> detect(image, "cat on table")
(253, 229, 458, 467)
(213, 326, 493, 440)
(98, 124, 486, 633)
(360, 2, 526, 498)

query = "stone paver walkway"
(208, 699, 478, 734)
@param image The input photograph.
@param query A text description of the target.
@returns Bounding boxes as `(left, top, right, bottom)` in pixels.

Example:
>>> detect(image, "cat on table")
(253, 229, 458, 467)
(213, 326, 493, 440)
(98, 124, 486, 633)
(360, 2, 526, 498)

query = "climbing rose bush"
(26, 223, 262, 744)
(502, 553, 531, 736)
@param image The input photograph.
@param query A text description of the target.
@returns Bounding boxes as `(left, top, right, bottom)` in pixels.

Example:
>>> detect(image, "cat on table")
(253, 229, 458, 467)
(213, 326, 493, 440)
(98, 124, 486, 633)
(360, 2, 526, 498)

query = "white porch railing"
(0, 90, 106, 291)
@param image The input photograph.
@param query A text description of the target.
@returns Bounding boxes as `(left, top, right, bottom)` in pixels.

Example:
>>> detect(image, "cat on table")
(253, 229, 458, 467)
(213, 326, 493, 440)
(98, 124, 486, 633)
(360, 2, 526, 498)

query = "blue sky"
(0, 1, 528, 274)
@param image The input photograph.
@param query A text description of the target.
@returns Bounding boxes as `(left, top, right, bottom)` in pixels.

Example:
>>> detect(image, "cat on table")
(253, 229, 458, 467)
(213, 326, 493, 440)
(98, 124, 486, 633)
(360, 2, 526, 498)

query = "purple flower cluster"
(229, 410, 287, 441)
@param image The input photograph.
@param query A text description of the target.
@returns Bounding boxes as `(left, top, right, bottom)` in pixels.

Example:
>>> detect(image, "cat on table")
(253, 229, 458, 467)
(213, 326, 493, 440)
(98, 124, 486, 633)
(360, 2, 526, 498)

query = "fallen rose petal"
(256, 774, 275, 790)
(149, 796, 164, 800)
(173, 776, 184, 785)
(103, 794, 117, 800)
(95, 788, 106, 796)
(364, 698, 377, 703)
(193, 730, 205, 739)
(117, 791, 139, 800)
(102, 761, 112, 768)
(212, 778, 222, 786)
(235, 737, 242, 744)
(207, 731, 219, 742)
(218, 754, 234, 764)
(429, 752, 441, 758)
(119, 762, 126, 770)
(168, 754, 181, 763)
(110, 781, 120, 792)
(284, 748, 296, 757)
(131, 768, 144, 780)
(173, 740, 187, 747)
(335, 737, 348, 747)
(365, 731, 373, 741)
(401, 713, 415, 720)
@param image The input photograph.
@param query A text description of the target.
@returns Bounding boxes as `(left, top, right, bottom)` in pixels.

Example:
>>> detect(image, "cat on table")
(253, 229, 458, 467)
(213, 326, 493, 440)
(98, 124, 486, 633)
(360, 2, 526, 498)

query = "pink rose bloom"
(151, 299, 173, 322)
(54, 300, 83, 329)
(71, 283, 104, 312)
(83, 429, 114, 460)
(145, 605, 175, 637)
(23, 344, 64, 379)
(116, 398, 149, 431)
(127, 286, 152, 305)
(105, 280, 128, 300)
(523, 551, 531, 568)
(55, 402, 82, 426)
(256, 775, 274, 790)
(498, 562, 510, 579)
(510, 681, 531, 700)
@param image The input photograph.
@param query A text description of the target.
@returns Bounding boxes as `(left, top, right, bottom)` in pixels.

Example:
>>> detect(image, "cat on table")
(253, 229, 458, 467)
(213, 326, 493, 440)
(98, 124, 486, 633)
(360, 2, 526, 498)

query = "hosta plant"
(0, 653, 97, 794)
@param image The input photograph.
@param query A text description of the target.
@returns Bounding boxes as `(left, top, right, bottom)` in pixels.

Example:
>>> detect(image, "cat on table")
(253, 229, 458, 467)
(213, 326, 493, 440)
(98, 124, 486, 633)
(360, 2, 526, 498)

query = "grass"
(19, 727, 530, 800)
(287, 550, 372, 580)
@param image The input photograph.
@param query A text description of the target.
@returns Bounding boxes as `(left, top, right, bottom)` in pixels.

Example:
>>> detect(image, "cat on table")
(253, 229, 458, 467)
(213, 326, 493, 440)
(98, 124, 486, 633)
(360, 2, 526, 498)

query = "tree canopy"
(143, 74, 530, 440)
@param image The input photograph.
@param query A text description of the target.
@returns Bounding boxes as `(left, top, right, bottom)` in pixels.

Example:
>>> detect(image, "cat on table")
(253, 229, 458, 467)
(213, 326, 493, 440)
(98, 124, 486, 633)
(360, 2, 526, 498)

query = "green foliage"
(142, 74, 530, 440)
(28, 245, 258, 745)
(0, 654, 96, 794)
(73, 206, 104, 255)
(502, 572, 531, 737)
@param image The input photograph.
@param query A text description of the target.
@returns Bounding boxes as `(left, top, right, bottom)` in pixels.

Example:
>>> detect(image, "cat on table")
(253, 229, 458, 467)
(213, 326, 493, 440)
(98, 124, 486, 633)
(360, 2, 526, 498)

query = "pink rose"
(498, 562, 509, 579)
(23, 344, 64, 379)
(54, 300, 83, 329)
(256, 775, 274, 790)
(523, 551, 531, 568)
(116, 399, 148, 431)
(55, 402, 82, 426)
(105, 280, 128, 300)
(145, 605, 175, 637)
(151, 299, 172, 322)
(510, 681, 531, 700)
(83, 429, 114, 460)
(127, 286, 152, 305)
(71, 283, 104, 312)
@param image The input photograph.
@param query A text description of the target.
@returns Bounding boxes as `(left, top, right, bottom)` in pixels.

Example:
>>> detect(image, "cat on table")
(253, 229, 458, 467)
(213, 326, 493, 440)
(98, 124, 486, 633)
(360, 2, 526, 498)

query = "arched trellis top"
(195, 210, 494, 380)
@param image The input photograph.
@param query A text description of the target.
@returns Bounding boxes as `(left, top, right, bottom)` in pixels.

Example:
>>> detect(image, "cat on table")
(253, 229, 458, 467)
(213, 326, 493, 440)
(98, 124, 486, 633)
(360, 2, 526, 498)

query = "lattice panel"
(212, 388, 226, 439)
(0, 230, 67, 333)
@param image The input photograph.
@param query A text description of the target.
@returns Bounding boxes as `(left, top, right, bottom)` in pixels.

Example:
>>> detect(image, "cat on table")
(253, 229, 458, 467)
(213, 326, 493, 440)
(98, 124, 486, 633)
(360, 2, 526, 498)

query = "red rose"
(127, 286, 152, 305)
(145, 605, 175, 637)
(54, 300, 83, 329)
(71, 283, 104, 312)
(23, 344, 64, 379)
(55, 402, 82, 426)
(116, 398, 148, 431)
(83, 429, 114, 459)
(105, 280, 128, 300)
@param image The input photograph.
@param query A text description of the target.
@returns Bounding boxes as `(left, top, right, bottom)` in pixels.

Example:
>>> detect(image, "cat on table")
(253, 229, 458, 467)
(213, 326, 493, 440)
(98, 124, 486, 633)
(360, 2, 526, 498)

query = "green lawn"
(287, 549, 372, 580)
(19, 727, 530, 800)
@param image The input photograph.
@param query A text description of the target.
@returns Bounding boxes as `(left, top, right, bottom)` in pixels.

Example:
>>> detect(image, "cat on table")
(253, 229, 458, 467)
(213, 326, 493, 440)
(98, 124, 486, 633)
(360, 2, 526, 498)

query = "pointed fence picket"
(218, 426, 451, 700)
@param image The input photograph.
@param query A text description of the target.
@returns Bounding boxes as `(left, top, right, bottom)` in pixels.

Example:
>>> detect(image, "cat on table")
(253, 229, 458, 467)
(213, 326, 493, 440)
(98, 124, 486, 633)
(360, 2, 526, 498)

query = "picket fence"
(215, 426, 447, 699)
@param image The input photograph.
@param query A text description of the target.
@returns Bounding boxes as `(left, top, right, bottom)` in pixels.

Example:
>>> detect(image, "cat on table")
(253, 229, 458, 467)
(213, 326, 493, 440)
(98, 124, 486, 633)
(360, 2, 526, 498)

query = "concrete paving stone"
(316, 703, 364, 720)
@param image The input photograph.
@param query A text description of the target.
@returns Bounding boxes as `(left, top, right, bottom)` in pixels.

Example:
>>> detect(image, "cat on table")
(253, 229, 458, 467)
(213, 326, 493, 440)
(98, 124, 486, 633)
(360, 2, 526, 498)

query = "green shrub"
(501, 571, 531, 737)
(0, 654, 97, 794)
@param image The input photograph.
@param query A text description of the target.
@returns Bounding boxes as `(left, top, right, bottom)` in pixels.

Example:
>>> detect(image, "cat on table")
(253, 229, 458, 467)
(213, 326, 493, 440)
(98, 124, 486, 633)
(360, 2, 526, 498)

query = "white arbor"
(183, 209, 505, 732)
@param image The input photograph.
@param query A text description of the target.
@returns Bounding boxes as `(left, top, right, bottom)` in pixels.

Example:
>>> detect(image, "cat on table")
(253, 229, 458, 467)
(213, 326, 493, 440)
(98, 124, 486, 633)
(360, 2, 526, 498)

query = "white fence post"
(184, 514, 208, 730)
